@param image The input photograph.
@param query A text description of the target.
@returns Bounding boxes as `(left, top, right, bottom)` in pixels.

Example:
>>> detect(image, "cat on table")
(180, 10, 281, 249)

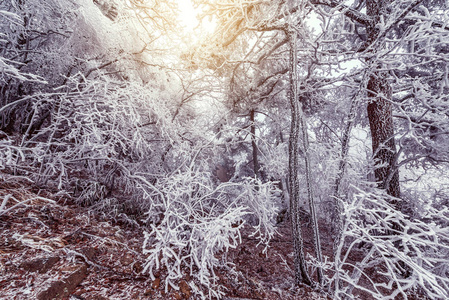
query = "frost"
(318, 186, 449, 299)
(141, 168, 278, 298)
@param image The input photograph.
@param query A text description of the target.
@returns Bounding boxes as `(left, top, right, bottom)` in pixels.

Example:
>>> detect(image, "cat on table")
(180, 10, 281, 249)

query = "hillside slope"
(0, 173, 326, 300)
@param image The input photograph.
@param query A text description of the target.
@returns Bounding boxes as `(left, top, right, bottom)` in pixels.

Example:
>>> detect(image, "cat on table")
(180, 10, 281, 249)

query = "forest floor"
(0, 173, 331, 300)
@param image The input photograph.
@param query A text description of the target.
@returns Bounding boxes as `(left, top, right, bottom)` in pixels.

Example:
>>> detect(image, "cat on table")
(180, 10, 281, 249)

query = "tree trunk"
(288, 32, 312, 286)
(366, 0, 401, 205)
(298, 93, 324, 285)
(331, 96, 358, 291)
(332, 97, 357, 251)
(250, 109, 262, 180)
(366, 77, 400, 199)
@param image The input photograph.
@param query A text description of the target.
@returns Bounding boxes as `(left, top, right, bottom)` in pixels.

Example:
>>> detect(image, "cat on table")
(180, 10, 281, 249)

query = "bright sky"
(175, 0, 217, 39)
(176, 0, 199, 31)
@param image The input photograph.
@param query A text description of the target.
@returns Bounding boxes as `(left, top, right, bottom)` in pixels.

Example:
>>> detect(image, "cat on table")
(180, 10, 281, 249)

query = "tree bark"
(288, 32, 312, 286)
(299, 93, 324, 285)
(366, 76, 400, 199)
(250, 109, 262, 180)
(366, 0, 401, 204)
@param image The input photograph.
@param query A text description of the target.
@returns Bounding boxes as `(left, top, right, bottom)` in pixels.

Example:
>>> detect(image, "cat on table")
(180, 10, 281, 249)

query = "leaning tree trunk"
(298, 95, 324, 285)
(331, 95, 358, 292)
(288, 32, 312, 286)
(366, 0, 401, 206)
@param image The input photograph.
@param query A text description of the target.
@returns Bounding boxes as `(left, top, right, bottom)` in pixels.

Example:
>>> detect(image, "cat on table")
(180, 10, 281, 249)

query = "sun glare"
(176, 0, 199, 31)
(175, 0, 216, 37)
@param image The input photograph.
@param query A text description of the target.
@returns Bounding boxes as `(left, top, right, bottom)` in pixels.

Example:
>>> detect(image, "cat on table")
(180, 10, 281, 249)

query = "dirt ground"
(0, 174, 332, 299)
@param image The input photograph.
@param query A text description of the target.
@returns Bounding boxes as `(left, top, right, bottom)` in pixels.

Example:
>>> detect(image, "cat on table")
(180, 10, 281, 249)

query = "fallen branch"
(0, 196, 56, 216)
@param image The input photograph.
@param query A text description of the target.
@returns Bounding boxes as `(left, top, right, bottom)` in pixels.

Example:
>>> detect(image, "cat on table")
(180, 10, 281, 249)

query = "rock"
(179, 280, 191, 298)
(120, 252, 133, 266)
(144, 289, 153, 296)
(132, 261, 143, 273)
(172, 291, 182, 300)
(80, 246, 97, 260)
(20, 256, 60, 273)
(36, 264, 88, 300)
(151, 278, 160, 290)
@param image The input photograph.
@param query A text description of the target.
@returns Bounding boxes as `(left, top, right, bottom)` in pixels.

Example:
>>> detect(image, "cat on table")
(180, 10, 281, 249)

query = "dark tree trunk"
(250, 109, 261, 180)
(367, 76, 400, 199)
(366, 0, 401, 205)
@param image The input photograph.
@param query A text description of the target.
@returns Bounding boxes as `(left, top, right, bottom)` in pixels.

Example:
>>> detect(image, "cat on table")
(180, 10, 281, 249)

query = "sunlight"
(176, 0, 199, 31)
(175, 0, 216, 38)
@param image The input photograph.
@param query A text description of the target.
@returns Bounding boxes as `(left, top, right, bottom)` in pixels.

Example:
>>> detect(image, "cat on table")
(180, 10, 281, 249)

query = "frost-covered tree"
(189, 0, 335, 286)
(306, 0, 449, 297)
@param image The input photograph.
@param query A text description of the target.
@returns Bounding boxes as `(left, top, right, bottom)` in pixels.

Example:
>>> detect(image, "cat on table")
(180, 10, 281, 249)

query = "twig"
(0, 196, 55, 216)
(0, 194, 12, 212)
(81, 232, 139, 255)
(63, 248, 106, 270)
